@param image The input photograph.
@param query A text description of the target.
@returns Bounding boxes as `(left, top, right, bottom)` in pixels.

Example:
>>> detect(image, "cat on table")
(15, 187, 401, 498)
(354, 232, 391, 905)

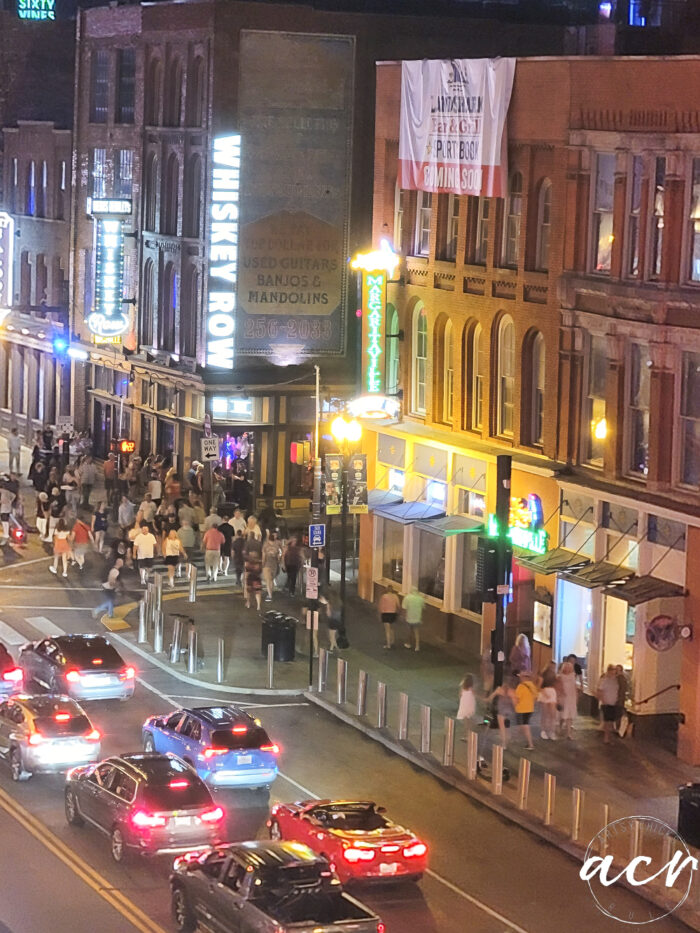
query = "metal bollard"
(318, 648, 328, 692)
(153, 610, 164, 654)
(491, 744, 504, 795)
(466, 731, 478, 780)
(169, 616, 183, 663)
(571, 787, 584, 842)
(153, 572, 163, 611)
(216, 637, 225, 684)
(137, 600, 148, 644)
(377, 681, 387, 729)
(442, 716, 455, 767)
(357, 670, 368, 717)
(336, 658, 347, 705)
(187, 626, 198, 675)
(145, 584, 154, 625)
(398, 692, 409, 741)
(543, 772, 556, 826)
(420, 705, 431, 754)
(267, 642, 274, 689)
(599, 803, 610, 855)
(629, 818, 642, 861)
(188, 563, 197, 603)
(517, 758, 531, 811)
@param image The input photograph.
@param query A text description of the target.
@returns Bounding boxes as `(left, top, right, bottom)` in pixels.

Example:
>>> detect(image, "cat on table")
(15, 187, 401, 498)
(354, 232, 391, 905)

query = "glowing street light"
(331, 416, 362, 445)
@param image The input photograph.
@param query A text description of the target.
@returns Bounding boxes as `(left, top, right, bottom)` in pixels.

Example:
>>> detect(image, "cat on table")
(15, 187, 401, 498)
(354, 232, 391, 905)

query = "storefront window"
(555, 578, 592, 671)
(381, 519, 404, 584)
(461, 534, 481, 613)
(605, 533, 638, 571)
(425, 480, 446, 508)
(289, 433, 312, 497)
(388, 469, 404, 496)
(603, 595, 634, 671)
(458, 488, 486, 519)
(559, 519, 595, 558)
(417, 531, 445, 600)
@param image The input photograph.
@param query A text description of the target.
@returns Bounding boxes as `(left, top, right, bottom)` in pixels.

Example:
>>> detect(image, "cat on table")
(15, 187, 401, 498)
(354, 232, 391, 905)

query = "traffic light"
(118, 439, 136, 454)
(290, 441, 311, 465)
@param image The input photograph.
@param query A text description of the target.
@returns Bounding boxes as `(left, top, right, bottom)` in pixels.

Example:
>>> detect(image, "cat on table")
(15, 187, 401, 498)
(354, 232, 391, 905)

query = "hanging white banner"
(399, 58, 515, 197)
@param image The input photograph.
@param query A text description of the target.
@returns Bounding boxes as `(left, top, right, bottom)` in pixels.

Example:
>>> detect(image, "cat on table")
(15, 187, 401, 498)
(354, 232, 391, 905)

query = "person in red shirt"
(70, 517, 94, 570)
(202, 525, 225, 582)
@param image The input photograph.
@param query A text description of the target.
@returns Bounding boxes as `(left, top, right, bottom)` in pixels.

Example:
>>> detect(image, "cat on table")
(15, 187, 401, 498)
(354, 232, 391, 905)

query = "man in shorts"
(133, 523, 157, 585)
(597, 665, 620, 745)
(377, 586, 400, 650)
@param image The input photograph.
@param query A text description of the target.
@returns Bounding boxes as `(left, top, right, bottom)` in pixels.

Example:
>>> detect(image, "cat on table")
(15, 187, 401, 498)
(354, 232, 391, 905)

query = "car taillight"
(85, 729, 101, 742)
(54, 713, 71, 722)
(91, 658, 103, 665)
(1, 667, 22, 683)
(403, 842, 427, 859)
(232, 725, 247, 734)
(28, 732, 44, 746)
(119, 666, 135, 681)
(202, 747, 228, 759)
(131, 810, 166, 829)
(343, 847, 376, 863)
(259, 743, 280, 755)
(377, 924, 386, 933)
(65, 669, 81, 684)
(11, 526, 24, 544)
(380, 844, 401, 853)
(199, 806, 224, 824)
(169, 779, 189, 789)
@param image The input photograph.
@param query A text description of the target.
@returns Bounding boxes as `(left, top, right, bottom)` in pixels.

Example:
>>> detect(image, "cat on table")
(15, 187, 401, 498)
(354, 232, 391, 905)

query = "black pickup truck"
(170, 840, 385, 933)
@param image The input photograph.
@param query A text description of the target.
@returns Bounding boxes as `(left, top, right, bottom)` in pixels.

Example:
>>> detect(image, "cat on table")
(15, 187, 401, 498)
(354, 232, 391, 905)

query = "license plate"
(84, 674, 109, 685)
(236, 755, 252, 765)
(174, 816, 193, 827)
(379, 862, 399, 875)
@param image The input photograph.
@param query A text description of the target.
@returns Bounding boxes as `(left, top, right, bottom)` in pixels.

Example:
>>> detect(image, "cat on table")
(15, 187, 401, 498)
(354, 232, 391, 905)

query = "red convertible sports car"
(268, 800, 428, 884)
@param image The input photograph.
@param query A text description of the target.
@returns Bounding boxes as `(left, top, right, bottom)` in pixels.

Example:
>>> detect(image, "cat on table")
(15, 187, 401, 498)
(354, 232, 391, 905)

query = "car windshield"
(313, 805, 388, 831)
(34, 714, 92, 737)
(57, 638, 123, 668)
(211, 727, 272, 751)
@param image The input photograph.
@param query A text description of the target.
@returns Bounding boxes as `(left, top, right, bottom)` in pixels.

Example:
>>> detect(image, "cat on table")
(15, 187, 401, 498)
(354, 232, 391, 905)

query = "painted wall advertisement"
(237, 31, 355, 359)
(399, 58, 515, 197)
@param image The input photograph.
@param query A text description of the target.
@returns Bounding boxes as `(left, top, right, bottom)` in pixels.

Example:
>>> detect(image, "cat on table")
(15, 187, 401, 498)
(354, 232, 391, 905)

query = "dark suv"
(64, 752, 225, 862)
(20, 634, 135, 701)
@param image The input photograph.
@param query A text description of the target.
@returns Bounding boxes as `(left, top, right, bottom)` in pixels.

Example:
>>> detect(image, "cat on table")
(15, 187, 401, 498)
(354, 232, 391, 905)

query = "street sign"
(200, 436, 219, 461)
(309, 523, 325, 548)
(203, 413, 212, 438)
(306, 566, 319, 599)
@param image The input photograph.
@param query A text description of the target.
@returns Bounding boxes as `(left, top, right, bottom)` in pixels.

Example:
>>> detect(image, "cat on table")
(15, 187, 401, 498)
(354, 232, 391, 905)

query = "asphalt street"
(0, 543, 695, 933)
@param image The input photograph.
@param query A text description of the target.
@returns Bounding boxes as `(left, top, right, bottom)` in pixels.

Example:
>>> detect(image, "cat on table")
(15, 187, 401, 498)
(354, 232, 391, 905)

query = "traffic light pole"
(309, 365, 322, 689)
(492, 454, 512, 690)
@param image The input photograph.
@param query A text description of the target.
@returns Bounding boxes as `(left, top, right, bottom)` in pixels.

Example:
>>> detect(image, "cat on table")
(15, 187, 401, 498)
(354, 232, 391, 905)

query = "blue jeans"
(94, 591, 115, 618)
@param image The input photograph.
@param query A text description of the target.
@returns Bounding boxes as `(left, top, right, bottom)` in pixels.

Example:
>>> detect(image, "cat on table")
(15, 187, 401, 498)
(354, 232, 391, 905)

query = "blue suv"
(142, 705, 279, 789)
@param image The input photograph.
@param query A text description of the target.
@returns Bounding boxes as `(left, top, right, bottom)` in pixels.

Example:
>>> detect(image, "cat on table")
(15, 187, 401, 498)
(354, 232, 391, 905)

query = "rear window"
(211, 727, 271, 751)
(59, 638, 123, 668)
(34, 714, 92, 738)
(141, 779, 212, 811)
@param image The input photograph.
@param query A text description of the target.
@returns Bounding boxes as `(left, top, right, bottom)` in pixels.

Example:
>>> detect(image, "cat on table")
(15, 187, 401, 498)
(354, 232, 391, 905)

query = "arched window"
(386, 305, 400, 395)
(161, 153, 179, 235)
(164, 57, 183, 127)
(502, 172, 522, 267)
(141, 259, 155, 347)
(26, 161, 36, 216)
(186, 57, 205, 126)
(144, 153, 158, 232)
(523, 331, 545, 446)
(180, 266, 199, 358)
(497, 316, 515, 436)
(443, 319, 454, 423)
(470, 323, 484, 430)
(412, 304, 428, 415)
(145, 58, 162, 125)
(183, 155, 202, 238)
(159, 262, 176, 352)
(536, 179, 552, 272)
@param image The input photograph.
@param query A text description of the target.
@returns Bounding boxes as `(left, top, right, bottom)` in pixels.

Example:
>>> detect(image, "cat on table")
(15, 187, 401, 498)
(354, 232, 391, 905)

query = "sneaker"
(526, 745, 535, 750)
(404, 643, 412, 649)
(540, 730, 548, 740)
(549, 733, 557, 741)
(414, 647, 420, 652)
(49, 566, 57, 575)
(62, 571, 68, 578)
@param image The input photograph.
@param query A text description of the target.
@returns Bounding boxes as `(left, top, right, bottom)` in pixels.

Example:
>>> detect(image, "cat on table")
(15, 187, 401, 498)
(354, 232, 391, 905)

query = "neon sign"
(17, 0, 55, 20)
(0, 212, 14, 310)
(207, 134, 241, 370)
(487, 494, 549, 555)
(86, 201, 130, 341)
(365, 273, 385, 393)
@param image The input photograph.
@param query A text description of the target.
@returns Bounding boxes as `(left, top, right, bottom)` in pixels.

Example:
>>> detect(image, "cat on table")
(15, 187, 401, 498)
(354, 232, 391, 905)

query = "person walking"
(91, 502, 108, 554)
(7, 428, 21, 475)
(456, 674, 477, 740)
(402, 586, 424, 652)
(557, 660, 579, 739)
(163, 528, 186, 588)
(282, 536, 303, 596)
(49, 519, 71, 577)
(262, 532, 281, 601)
(77, 456, 97, 509)
(320, 590, 341, 651)
(378, 586, 401, 649)
(148, 470, 162, 506)
(202, 523, 225, 582)
(133, 522, 157, 585)
(537, 661, 558, 740)
(232, 529, 245, 586)
(514, 671, 538, 749)
(509, 633, 531, 675)
(92, 559, 123, 619)
(118, 495, 136, 531)
(230, 509, 246, 536)
(488, 680, 515, 749)
(47, 487, 64, 540)
(138, 493, 157, 524)
(203, 507, 221, 532)
(218, 517, 234, 577)
(598, 664, 620, 745)
(36, 491, 50, 541)
(177, 518, 196, 564)
(615, 664, 628, 733)
(243, 534, 263, 610)
(103, 453, 117, 510)
(70, 515, 94, 571)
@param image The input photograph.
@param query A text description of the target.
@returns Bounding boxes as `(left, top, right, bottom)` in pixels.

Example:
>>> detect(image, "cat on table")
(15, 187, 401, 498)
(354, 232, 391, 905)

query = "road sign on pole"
(200, 436, 219, 462)
(309, 523, 325, 548)
(306, 566, 319, 599)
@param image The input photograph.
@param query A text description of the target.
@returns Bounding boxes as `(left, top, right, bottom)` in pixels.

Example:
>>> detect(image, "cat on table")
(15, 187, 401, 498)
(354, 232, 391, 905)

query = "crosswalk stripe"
(25, 615, 65, 638)
(0, 619, 27, 646)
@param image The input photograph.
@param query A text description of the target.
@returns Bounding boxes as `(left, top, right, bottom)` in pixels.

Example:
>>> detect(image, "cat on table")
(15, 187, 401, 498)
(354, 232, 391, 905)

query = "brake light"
(2, 668, 22, 683)
(118, 666, 135, 681)
(260, 743, 280, 755)
(169, 779, 189, 789)
(11, 526, 24, 544)
(202, 747, 228, 759)
(380, 844, 400, 853)
(232, 725, 247, 734)
(343, 847, 376, 863)
(403, 842, 427, 859)
(199, 806, 224, 824)
(65, 669, 81, 684)
(377, 924, 386, 933)
(85, 729, 101, 741)
(131, 810, 166, 829)
(54, 713, 71, 722)
(91, 658, 103, 666)
(28, 732, 44, 746)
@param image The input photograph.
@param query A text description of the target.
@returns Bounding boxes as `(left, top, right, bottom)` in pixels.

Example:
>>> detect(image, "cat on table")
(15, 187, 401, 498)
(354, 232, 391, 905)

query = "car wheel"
(268, 819, 282, 840)
(171, 886, 196, 933)
(110, 826, 127, 863)
(65, 789, 84, 826)
(10, 748, 30, 782)
(143, 734, 155, 753)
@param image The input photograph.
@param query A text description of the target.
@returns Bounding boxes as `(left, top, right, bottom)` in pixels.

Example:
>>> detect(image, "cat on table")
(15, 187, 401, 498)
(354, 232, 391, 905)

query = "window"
(158, 262, 176, 352)
(502, 173, 522, 267)
(141, 259, 155, 347)
(114, 149, 133, 199)
(592, 153, 615, 273)
(116, 48, 135, 123)
(394, 183, 406, 252)
(461, 534, 482, 614)
(458, 488, 486, 519)
(536, 179, 552, 272)
(145, 58, 162, 125)
(414, 192, 432, 256)
(470, 323, 484, 430)
(417, 532, 445, 600)
(388, 469, 404, 496)
(164, 57, 182, 127)
(26, 161, 36, 216)
(89, 49, 110, 124)
(443, 195, 459, 261)
(443, 320, 454, 422)
(386, 306, 399, 395)
(474, 198, 490, 264)
(583, 335, 607, 465)
(412, 305, 428, 414)
(144, 153, 158, 231)
(186, 57, 205, 126)
(688, 158, 700, 283)
(680, 351, 700, 487)
(648, 515, 686, 550)
(183, 155, 202, 237)
(181, 267, 199, 357)
(161, 153, 179, 235)
(36, 161, 47, 218)
(56, 160, 67, 220)
(627, 156, 643, 277)
(628, 343, 651, 477)
(90, 148, 107, 199)
(524, 331, 544, 446)
(650, 156, 665, 279)
(497, 317, 515, 436)
(381, 519, 404, 583)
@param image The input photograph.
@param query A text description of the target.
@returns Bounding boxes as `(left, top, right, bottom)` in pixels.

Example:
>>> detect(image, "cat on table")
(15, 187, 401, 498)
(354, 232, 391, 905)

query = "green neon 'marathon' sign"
(364, 272, 385, 393)
(487, 513, 549, 555)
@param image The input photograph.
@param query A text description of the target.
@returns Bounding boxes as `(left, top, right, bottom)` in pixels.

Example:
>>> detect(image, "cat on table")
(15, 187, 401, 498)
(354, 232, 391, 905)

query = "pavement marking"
(0, 785, 168, 933)
(0, 555, 51, 572)
(0, 606, 95, 611)
(423, 868, 530, 933)
(0, 619, 27, 645)
(25, 615, 68, 637)
(166, 694, 309, 709)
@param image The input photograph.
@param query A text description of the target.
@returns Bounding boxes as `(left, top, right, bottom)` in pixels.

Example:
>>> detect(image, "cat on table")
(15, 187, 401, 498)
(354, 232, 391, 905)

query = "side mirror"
(376, 806, 386, 814)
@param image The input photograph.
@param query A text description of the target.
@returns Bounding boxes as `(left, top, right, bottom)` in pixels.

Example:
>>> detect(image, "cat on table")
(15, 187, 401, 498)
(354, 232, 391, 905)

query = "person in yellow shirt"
(514, 671, 538, 750)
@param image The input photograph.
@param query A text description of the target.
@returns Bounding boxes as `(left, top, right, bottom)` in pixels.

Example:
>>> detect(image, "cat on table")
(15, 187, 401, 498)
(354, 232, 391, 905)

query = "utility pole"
(492, 454, 512, 689)
(309, 365, 322, 688)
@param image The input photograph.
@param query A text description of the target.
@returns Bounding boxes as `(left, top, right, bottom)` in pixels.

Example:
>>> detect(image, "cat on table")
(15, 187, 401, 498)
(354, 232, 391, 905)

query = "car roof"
(229, 841, 324, 869)
(190, 705, 253, 726)
(53, 634, 111, 650)
(112, 752, 193, 780)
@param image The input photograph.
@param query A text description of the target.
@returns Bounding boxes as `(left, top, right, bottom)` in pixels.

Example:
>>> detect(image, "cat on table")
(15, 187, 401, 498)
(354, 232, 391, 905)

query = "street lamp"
(330, 415, 363, 633)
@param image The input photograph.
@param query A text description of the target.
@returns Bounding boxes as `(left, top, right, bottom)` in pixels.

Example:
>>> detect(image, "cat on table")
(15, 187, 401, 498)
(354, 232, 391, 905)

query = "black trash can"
(261, 613, 296, 662)
(678, 783, 700, 848)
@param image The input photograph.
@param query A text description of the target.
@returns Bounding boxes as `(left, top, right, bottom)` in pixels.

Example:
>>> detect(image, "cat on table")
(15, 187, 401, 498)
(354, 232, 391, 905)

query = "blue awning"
(368, 489, 403, 511)
(414, 515, 484, 537)
(372, 500, 446, 524)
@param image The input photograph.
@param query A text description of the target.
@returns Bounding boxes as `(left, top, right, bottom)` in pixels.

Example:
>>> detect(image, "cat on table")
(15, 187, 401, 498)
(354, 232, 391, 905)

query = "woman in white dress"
(556, 661, 579, 739)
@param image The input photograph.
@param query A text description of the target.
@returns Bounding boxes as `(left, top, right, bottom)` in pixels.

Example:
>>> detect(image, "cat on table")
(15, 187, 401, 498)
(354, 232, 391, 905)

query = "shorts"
(381, 612, 397, 624)
(516, 712, 532, 725)
(138, 557, 153, 569)
(164, 555, 179, 566)
(601, 704, 617, 722)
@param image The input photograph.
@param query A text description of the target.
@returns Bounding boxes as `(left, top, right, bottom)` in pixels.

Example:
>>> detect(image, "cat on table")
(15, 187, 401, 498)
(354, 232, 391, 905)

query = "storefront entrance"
(555, 577, 592, 670)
